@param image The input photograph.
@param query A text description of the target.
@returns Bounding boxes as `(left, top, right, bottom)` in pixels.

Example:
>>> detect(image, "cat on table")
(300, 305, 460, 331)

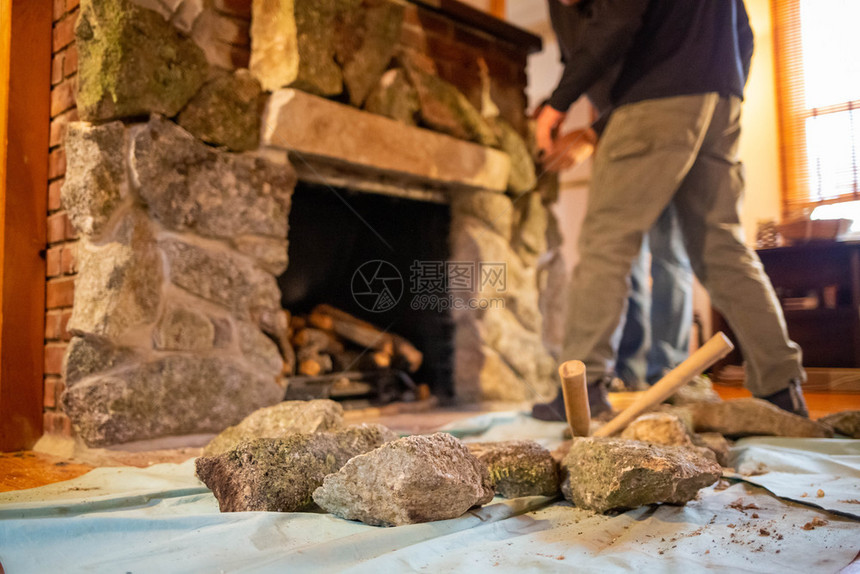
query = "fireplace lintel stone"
(262, 88, 512, 195)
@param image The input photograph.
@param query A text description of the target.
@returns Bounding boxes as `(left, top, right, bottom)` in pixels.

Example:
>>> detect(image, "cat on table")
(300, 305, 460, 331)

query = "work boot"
(761, 379, 809, 418)
(531, 377, 613, 422)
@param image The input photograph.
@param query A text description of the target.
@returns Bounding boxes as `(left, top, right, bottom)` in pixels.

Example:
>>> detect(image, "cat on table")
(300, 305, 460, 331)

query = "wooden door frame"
(0, 0, 51, 451)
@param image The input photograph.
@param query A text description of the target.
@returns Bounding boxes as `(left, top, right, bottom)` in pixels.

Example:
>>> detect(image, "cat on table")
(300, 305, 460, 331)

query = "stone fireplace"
(56, 0, 563, 446)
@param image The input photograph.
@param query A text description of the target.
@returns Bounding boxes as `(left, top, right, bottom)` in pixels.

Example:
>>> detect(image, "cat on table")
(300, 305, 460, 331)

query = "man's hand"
(535, 104, 567, 157)
(542, 128, 597, 173)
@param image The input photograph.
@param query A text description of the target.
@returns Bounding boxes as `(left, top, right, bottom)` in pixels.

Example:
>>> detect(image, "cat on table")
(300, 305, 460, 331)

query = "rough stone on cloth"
(403, 61, 499, 147)
(61, 121, 128, 238)
(66, 210, 163, 340)
(818, 410, 860, 438)
(62, 355, 283, 446)
(668, 375, 722, 405)
(203, 399, 344, 456)
(620, 412, 694, 446)
(692, 432, 731, 467)
(335, 0, 404, 106)
(75, 0, 208, 121)
(176, 70, 263, 152)
(467, 440, 559, 498)
(131, 116, 295, 241)
(196, 424, 397, 512)
(313, 433, 495, 526)
(364, 68, 420, 126)
(561, 437, 722, 513)
(686, 398, 834, 438)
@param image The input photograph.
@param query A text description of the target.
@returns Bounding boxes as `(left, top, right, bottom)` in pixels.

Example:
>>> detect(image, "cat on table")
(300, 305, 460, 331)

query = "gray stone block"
(67, 210, 163, 340)
(468, 440, 559, 498)
(687, 398, 834, 438)
(313, 433, 495, 526)
(75, 0, 208, 121)
(159, 237, 282, 327)
(561, 437, 722, 513)
(176, 70, 263, 152)
(196, 424, 397, 512)
(262, 89, 510, 191)
(61, 121, 128, 238)
(132, 116, 295, 241)
(62, 355, 283, 446)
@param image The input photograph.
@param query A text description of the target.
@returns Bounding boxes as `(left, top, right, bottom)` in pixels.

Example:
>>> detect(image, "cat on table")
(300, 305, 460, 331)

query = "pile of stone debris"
(195, 398, 850, 526)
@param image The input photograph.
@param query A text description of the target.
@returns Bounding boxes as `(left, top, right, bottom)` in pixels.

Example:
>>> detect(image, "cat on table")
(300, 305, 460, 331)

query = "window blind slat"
(773, 0, 860, 218)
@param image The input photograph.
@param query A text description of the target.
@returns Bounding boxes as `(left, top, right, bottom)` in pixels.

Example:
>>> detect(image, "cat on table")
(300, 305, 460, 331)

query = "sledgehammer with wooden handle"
(591, 332, 735, 438)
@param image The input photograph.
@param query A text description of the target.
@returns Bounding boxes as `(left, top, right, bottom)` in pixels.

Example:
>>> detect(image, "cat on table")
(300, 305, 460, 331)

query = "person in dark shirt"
(542, 0, 696, 394)
(532, 0, 809, 420)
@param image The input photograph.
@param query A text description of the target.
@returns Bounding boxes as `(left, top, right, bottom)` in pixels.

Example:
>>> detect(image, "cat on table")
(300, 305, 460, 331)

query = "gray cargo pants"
(563, 93, 804, 397)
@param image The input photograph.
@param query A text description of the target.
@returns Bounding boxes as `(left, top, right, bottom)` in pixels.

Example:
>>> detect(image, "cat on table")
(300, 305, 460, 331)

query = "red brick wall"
(43, 0, 80, 438)
(400, 3, 530, 136)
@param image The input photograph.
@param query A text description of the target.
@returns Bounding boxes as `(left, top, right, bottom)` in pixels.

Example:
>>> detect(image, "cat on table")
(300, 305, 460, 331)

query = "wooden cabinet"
(715, 241, 860, 368)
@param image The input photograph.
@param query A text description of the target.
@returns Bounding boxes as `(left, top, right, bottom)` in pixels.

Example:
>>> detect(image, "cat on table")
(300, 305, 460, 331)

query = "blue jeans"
(615, 203, 694, 386)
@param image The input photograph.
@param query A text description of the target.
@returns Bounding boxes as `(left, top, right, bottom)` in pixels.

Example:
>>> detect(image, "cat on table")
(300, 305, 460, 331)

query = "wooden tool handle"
(560, 360, 591, 437)
(593, 332, 735, 438)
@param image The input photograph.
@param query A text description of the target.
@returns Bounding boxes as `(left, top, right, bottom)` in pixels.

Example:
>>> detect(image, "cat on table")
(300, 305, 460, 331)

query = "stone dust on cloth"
(1, 412, 858, 573)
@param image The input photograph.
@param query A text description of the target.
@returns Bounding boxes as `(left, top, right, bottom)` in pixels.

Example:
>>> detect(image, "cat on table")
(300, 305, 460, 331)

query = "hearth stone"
(203, 399, 345, 456)
(176, 70, 264, 152)
(131, 116, 295, 241)
(62, 355, 284, 446)
(61, 121, 128, 238)
(262, 89, 511, 191)
(75, 0, 209, 121)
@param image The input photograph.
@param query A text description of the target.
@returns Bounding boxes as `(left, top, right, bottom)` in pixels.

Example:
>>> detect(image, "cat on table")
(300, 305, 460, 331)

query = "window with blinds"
(772, 0, 860, 219)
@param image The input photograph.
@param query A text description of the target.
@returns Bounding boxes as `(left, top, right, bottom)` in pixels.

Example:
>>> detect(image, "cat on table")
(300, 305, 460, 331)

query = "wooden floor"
(2, 386, 859, 494)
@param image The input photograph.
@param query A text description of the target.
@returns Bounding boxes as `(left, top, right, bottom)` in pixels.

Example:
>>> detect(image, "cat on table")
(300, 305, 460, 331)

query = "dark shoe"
(762, 379, 809, 418)
(531, 377, 614, 422)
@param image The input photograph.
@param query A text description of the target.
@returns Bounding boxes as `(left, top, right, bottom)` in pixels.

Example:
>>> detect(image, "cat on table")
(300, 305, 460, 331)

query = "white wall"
(739, 0, 783, 245)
